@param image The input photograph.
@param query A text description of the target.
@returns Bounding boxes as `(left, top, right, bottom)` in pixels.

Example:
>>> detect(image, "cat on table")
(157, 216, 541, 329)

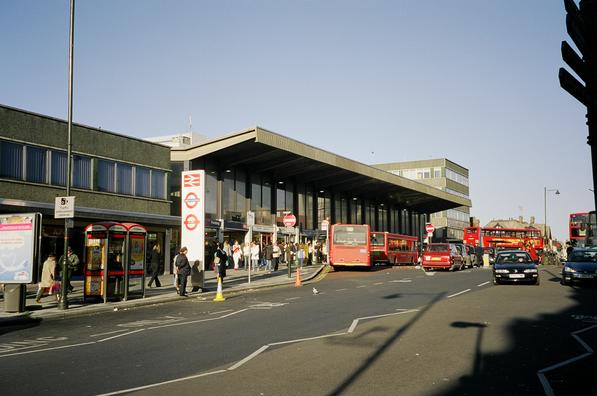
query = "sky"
(0, 0, 593, 241)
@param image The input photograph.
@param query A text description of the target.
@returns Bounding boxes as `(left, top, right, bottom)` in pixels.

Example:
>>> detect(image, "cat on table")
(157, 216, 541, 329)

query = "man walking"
(59, 246, 79, 293)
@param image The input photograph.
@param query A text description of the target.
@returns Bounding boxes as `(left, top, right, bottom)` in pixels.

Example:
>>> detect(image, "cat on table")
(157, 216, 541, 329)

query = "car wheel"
(535, 278, 540, 286)
(493, 278, 499, 285)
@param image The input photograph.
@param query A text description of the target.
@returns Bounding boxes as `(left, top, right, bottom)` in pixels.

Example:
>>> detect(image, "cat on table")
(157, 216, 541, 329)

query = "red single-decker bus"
(329, 224, 371, 269)
(370, 231, 419, 265)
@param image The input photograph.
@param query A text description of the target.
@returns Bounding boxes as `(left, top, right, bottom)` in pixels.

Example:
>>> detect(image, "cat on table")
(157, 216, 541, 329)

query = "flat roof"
(172, 127, 470, 213)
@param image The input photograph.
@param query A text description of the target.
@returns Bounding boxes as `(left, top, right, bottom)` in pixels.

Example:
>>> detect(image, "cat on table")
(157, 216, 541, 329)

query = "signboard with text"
(0, 213, 40, 283)
(55, 196, 75, 219)
(181, 170, 205, 268)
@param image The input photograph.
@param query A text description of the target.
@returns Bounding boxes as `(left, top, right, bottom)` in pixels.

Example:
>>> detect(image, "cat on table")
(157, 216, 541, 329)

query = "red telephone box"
(83, 222, 147, 302)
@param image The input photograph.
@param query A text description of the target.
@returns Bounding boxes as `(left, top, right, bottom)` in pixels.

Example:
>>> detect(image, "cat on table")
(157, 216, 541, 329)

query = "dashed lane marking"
(477, 281, 490, 287)
(447, 289, 471, 298)
(373, 282, 384, 285)
(335, 288, 348, 291)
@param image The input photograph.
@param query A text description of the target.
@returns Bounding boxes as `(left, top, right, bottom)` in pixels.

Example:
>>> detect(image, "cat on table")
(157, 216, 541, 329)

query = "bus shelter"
(83, 221, 147, 303)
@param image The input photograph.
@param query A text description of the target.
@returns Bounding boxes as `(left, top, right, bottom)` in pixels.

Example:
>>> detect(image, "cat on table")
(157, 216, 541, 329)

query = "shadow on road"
(0, 315, 41, 336)
(436, 275, 597, 396)
(327, 292, 446, 396)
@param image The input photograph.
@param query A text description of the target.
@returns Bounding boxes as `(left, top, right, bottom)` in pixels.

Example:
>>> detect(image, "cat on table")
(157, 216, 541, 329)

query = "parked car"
(561, 247, 597, 286)
(422, 243, 463, 271)
(454, 243, 473, 269)
(467, 245, 480, 267)
(493, 249, 539, 285)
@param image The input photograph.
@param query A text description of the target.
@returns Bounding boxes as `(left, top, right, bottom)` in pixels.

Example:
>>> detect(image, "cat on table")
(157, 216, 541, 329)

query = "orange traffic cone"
(213, 276, 226, 301)
(295, 267, 302, 287)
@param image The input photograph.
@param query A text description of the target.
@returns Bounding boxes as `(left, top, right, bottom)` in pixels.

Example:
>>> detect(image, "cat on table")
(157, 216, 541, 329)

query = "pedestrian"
(308, 241, 313, 265)
(174, 246, 191, 296)
(172, 253, 179, 293)
(272, 242, 281, 271)
(216, 245, 227, 281)
(285, 242, 292, 265)
(297, 243, 305, 267)
(147, 243, 162, 288)
(59, 246, 79, 293)
(232, 240, 241, 270)
(250, 241, 260, 271)
(223, 240, 232, 268)
(36, 253, 57, 303)
(242, 241, 251, 270)
(264, 242, 273, 271)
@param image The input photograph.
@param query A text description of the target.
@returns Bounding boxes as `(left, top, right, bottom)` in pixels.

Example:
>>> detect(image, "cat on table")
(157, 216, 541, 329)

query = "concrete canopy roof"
(172, 127, 471, 214)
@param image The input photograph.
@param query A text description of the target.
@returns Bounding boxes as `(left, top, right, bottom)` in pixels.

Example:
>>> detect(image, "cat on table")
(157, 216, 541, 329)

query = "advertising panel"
(181, 170, 205, 267)
(0, 213, 39, 283)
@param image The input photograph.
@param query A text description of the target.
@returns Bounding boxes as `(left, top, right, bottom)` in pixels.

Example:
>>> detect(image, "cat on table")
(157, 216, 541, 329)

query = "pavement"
(0, 261, 326, 321)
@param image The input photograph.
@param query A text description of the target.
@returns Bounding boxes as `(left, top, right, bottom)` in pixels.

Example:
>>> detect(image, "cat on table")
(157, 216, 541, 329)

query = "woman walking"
(36, 253, 57, 303)
(232, 240, 241, 270)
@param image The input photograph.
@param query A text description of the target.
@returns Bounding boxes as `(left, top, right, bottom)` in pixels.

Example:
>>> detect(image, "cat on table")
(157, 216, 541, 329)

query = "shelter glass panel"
(205, 171, 218, 220)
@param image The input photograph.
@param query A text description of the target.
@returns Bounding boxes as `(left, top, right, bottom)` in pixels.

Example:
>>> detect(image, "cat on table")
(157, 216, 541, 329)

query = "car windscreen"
(427, 244, 450, 252)
(569, 250, 597, 262)
(495, 252, 532, 264)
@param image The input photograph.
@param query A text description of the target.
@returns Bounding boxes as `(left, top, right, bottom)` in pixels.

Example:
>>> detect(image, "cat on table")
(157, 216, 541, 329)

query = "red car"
(422, 243, 464, 271)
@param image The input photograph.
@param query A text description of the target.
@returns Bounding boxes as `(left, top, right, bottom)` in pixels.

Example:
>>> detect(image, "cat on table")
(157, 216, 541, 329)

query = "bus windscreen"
(333, 226, 368, 245)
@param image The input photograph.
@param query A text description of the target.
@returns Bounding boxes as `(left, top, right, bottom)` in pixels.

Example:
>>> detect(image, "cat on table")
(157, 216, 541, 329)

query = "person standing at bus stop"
(175, 247, 191, 296)
(147, 243, 162, 288)
(59, 246, 79, 293)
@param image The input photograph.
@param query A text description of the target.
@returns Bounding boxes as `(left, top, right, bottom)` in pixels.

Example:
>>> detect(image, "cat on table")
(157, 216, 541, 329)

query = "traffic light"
(559, 0, 596, 107)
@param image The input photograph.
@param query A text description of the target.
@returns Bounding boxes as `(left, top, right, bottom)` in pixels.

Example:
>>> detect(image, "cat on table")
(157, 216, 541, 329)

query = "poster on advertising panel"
(181, 170, 205, 269)
(0, 213, 39, 283)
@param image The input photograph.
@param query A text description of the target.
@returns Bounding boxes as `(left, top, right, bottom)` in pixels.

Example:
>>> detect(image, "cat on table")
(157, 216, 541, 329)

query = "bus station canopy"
(172, 127, 471, 214)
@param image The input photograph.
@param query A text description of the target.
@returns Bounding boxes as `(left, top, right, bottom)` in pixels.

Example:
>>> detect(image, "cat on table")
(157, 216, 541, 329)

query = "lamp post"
(59, 0, 75, 310)
(543, 187, 560, 248)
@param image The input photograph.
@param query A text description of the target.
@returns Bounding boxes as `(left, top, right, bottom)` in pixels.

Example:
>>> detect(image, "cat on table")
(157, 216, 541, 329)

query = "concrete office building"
(373, 158, 471, 241)
(0, 104, 178, 272)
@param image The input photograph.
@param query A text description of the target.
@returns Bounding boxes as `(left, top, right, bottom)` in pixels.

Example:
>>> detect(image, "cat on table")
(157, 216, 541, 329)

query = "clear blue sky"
(1, 0, 593, 241)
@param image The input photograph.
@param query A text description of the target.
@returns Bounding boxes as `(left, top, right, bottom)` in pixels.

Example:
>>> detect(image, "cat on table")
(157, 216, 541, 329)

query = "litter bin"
(191, 260, 204, 292)
(4, 284, 26, 313)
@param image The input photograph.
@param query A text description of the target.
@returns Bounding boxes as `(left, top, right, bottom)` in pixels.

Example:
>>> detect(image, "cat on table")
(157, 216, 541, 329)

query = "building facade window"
(97, 160, 116, 192)
(73, 155, 91, 189)
(150, 170, 166, 199)
(135, 166, 151, 197)
(51, 150, 67, 186)
(205, 170, 218, 220)
(117, 163, 133, 195)
(0, 141, 23, 180)
(317, 191, 331, 228)
(25, 145, 46, 183)
(445, 168, 469, 186)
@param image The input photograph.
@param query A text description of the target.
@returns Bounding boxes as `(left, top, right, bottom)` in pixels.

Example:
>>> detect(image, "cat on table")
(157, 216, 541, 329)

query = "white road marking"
(96, 369, 229, 396)
(90, 329, 129, 338)
(374, 282, 384, 285)
(209, 310, 233, 315)
(97, 329, 145, 343)
(285, 297, 301, 301)
(538, 324, 597, 396)
(477, 281, 490, 287)
(335, 288, 348, 291)
(101, 308, 420, 395)
(447, 289, 471, 298)
(357, 285, 367, 288)
(424, 272, 436, 276)
(0, 341, 96, 358)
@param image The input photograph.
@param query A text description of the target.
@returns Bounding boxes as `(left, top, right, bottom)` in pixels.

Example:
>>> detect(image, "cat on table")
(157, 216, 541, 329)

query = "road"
(0, 265, 595, 395)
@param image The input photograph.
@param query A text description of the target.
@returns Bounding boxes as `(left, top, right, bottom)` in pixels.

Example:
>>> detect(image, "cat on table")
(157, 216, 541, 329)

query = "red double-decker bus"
(463, 226, 543, 261)
(464, 226, 481, 246)
(569, 212, 589, 244)
(329, 224, 371, 269)
(370, 231, 419, 265)
(481, 227, 543, 261)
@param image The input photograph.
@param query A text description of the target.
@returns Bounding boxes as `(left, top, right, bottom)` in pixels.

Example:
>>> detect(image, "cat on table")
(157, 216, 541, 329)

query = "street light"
(544, 187, 560, 246)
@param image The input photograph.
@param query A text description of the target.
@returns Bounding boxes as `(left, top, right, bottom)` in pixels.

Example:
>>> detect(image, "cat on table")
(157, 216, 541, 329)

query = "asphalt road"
(0, 265, 595, 395)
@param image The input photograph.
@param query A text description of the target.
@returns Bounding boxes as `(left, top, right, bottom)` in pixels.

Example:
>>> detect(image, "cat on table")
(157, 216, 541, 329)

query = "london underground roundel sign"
(425, 223, 435, 234)
(283, 214, 297, 227)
